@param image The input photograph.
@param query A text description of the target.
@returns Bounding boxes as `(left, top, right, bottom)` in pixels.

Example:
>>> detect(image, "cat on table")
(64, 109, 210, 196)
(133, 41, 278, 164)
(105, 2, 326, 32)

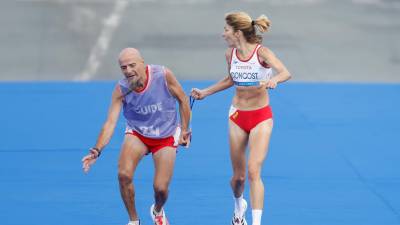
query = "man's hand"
(81, 148, 100, 173)
(179, 130, 192, 148)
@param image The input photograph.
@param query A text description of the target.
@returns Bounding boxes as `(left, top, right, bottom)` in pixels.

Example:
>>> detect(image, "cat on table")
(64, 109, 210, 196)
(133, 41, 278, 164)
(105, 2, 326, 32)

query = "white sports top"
(229, 44, 272, 86)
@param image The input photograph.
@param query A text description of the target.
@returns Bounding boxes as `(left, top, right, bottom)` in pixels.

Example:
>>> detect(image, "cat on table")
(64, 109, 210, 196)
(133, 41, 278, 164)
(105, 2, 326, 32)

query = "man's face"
(119, 54, 145, 84)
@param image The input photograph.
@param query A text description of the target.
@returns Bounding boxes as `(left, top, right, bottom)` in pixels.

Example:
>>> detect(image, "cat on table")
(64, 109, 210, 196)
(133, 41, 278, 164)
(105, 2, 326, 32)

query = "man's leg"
(151, 147, 176, 212)
(118, 134, 148, 222)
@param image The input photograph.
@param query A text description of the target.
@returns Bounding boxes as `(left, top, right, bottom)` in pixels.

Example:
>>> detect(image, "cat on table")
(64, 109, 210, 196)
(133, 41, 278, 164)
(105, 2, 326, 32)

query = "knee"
(153, 184, 168, 198)
(248, 163, 262, 182)
(231, 174, 246, 186)
(118, 170, 132, 185)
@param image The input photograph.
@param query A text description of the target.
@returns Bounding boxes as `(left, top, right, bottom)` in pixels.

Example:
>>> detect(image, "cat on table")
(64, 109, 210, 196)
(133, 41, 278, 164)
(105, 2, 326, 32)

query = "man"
(82, 48, 191, 225)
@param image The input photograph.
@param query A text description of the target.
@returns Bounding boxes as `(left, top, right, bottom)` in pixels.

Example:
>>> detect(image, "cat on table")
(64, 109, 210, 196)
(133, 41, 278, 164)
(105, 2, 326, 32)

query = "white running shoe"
(127, 220, 140, 225)
(150, 204, 170, 225)
(232, 198, 248, 225)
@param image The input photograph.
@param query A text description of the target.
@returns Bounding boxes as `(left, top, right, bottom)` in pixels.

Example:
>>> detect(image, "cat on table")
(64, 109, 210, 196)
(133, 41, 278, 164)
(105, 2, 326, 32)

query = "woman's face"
(222, 24, 238, 47)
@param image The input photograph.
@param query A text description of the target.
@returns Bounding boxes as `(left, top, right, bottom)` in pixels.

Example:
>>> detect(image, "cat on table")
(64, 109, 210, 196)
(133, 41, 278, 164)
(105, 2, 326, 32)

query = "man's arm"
(93, 84, 123, 153)
(164, 68, 191, 145)
(82, 84, 123, 173)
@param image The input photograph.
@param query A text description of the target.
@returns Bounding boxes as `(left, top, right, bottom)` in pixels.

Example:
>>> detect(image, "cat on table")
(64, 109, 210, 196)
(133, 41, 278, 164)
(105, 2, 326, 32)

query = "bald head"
(118, 48, 143, 63)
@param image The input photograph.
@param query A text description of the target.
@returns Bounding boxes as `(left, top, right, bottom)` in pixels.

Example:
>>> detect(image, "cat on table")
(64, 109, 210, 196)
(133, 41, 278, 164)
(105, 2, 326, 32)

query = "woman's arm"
(258, 46, 291, 88)
(191, 48, 234, 99)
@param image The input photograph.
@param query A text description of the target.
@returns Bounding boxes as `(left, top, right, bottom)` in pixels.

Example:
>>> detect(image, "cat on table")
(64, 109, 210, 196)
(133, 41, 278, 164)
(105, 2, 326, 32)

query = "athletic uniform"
(119, 65, 181, 154)
(228, 44, 273, 133)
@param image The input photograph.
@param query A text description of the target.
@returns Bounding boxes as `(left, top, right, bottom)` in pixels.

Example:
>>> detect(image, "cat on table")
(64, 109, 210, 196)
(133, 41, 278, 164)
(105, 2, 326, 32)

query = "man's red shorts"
(125, 128, 179, 154)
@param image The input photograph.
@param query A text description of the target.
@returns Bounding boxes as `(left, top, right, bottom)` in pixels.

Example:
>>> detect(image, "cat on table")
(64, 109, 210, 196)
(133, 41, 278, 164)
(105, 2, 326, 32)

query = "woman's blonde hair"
(225, 11, 271, 44)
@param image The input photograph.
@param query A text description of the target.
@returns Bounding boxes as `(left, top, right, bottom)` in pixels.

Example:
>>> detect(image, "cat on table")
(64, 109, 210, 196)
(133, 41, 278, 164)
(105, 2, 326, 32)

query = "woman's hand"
(191, 88, 207, 100)
(266, 78, 278, 89)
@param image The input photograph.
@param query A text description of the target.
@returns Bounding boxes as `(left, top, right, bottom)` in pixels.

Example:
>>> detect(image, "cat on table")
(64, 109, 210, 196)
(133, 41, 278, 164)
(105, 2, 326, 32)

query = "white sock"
(234, 194, 244, 213)
(128, 220, 140, 225)
(252, 209, 262, 225)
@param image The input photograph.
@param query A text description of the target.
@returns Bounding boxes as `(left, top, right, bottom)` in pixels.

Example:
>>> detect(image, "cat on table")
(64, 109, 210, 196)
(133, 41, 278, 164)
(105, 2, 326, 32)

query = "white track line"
(76, 0, 129, 81)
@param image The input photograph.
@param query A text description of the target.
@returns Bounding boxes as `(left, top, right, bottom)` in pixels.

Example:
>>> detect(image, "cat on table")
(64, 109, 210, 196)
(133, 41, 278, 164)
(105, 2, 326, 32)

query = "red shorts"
(125, 129, 179, 154)
(229, 105, 273, 133)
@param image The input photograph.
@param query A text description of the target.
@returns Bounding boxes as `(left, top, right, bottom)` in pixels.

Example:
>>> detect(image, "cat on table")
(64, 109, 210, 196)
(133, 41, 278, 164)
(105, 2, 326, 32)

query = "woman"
(191, 12, 291, 225)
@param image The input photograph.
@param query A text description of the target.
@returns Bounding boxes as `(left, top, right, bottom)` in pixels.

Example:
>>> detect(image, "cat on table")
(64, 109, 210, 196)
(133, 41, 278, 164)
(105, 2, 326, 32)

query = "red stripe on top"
(134, 65, 151, 94)
(235, 44, 259, 62)
(257, 46, 271, 68)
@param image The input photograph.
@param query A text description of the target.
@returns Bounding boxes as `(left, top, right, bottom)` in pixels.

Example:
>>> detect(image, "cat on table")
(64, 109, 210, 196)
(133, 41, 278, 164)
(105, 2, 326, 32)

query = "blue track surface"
(0, 81, 399, 225)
